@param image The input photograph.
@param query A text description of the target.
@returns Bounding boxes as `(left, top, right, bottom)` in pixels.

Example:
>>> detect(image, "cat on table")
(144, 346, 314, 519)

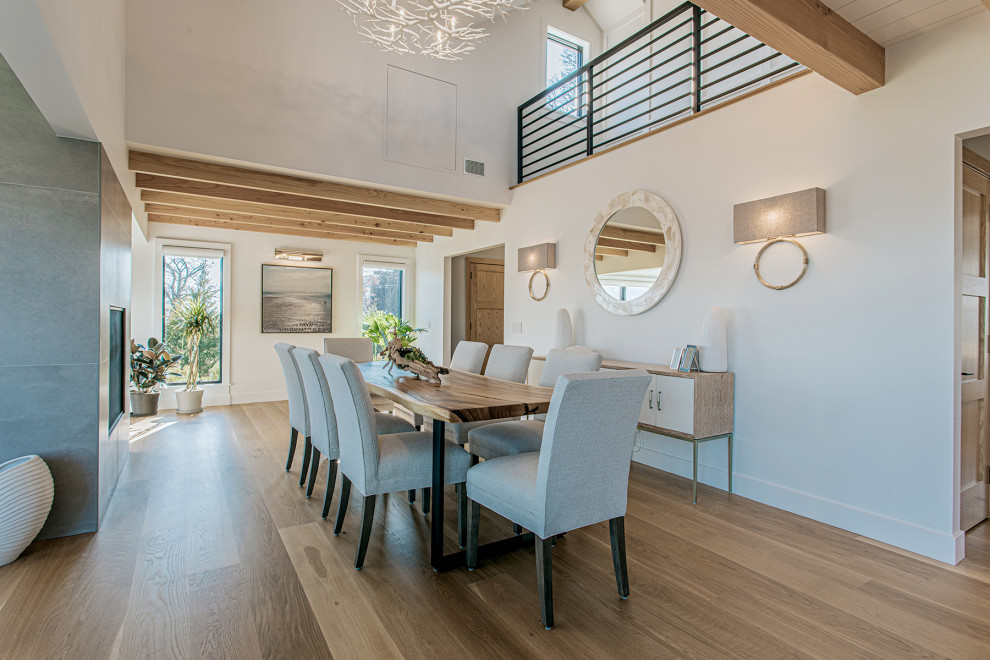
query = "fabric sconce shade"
(517, 243, 557, 272)
(733, 188, 825, 244)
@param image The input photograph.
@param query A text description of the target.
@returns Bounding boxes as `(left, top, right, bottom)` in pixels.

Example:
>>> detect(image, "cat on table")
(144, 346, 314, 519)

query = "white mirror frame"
(584, 190, 683, 316)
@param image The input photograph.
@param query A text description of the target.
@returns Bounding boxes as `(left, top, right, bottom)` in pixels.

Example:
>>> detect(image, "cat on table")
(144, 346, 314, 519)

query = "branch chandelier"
(337, 0, 531, 60)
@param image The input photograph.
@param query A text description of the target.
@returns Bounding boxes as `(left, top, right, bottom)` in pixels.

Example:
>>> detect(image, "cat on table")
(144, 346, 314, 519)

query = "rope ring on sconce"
(754, 238, 809, 290)
(528, 269, 550, 301)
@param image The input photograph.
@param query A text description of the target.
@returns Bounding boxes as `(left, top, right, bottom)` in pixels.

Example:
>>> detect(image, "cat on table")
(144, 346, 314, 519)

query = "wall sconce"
(274, 248, 323, 262)
(733, 188, 825, 290)
(517, 243, 556, 301)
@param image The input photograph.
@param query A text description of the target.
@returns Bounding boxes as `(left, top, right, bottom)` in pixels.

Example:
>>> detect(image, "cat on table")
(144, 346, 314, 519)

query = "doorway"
(449, 245, 505, 363)
(960, 137, 990, 532)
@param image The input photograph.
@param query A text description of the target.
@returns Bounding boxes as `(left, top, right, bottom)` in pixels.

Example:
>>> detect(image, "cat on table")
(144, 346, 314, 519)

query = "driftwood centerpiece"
(382, 329, 448, 384)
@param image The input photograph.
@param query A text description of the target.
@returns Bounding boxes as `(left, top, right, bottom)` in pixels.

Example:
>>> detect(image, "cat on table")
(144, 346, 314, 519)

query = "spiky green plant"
(173, 293, 220, 390)
(361, 311, 424, 357)
(130, 337, 183, 393)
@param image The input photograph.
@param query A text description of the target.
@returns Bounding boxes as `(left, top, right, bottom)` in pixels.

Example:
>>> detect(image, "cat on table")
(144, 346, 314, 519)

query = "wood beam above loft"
(597, 237, 657, 253)
(130, 150, 496, 247)
(595, 246, 629, 257)
(130, 150, 499, 222)
(599, 226, 665, 245)
(562, 0, 589, 10)
(693, 0, 885, 95)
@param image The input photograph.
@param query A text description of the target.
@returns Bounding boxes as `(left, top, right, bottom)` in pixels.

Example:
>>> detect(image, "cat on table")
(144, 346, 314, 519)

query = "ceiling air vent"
(464, 158, 485, 177)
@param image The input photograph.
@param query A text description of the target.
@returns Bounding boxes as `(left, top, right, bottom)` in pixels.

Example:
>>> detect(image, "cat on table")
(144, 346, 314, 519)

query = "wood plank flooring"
(1, 402, 989, 659)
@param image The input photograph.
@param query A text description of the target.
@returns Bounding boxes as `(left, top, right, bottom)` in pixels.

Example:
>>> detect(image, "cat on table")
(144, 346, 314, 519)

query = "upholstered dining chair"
(467, 348, 603, 461)
(465, 369, 651, 629)
(274, 342, 312, 487)
(293, 348, 415, 518)
(449, 340, 488, 374)
(324, 337, 395, 414)
(320, 353, 473, 569)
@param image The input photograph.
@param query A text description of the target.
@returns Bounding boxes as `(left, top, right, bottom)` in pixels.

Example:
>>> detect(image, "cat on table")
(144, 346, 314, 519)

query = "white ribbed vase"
(0, 455, 55, 567)
(698, 306, 728, 373)
(553, 308, 573, 349)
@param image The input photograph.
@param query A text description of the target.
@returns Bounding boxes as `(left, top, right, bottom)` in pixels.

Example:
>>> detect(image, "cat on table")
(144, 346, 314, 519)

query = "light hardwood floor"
(1, 402, 989, 659)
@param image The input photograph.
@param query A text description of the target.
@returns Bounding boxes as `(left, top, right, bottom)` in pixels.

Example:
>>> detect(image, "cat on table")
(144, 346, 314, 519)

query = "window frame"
(545, 25, 589, 119)
(357, 255, 412, 334)
(153, 238, 232, 390)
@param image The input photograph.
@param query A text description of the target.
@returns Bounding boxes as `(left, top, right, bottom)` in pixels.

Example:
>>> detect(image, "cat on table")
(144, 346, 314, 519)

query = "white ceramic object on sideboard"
(0, 455, 54, 567)
(698, 306, 728, 373)
(553, 308, 573, 349)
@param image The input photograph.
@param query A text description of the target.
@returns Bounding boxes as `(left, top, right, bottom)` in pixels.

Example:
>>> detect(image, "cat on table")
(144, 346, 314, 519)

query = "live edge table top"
(357, 361, 554, 424)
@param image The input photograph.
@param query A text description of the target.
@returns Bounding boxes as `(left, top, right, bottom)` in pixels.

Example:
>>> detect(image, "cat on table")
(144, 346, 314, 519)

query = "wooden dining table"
(357, 361, 554, 571)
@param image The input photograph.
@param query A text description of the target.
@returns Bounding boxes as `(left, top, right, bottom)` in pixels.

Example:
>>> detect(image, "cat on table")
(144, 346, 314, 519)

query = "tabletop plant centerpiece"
(382, 328, 449, 384)
(172, 292, 219, 414)
(129, 337, 182, 416)
(362, 311, 446, 383)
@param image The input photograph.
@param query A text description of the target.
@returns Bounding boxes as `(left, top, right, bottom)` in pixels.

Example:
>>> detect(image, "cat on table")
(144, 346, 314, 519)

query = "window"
(361, 259, 407, 323)
(161, 246, 224, 385)
(546, 27, 587, 116)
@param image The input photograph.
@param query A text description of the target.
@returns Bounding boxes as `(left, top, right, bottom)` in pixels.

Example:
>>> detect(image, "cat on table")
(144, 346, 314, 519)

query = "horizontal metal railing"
(517, 2, 804, 183)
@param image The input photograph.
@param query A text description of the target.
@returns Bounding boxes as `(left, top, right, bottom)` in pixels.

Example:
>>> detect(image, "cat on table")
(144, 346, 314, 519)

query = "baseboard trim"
(632, 445, 960, 565)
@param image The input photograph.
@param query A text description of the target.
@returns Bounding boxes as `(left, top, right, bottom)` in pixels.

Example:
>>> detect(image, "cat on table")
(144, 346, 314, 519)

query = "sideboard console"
(532, 356, 735, 503)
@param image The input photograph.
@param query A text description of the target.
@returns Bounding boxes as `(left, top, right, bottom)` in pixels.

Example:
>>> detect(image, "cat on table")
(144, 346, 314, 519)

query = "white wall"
(132, 222, 415, 407)
(125, 0, 602, 206)
(416, 14, 990, 564)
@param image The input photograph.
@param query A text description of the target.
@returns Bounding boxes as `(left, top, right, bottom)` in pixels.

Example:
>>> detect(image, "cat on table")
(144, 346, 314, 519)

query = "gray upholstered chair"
(274, 342, 312, 487)
(465, 369, 651, 629)
(320, 353, 473, 568)
(449, 340, 488, 374)
(294, 348, 415, 518)
(324, 337, 395, 413)
(468, 348, 603, 460)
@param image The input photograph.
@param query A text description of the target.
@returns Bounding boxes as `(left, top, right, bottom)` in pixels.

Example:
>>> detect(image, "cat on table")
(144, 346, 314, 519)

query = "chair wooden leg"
(470, 454, 480, 466)
(298, 436, 312, 487)
(536, 536, 554, 630)
(513, 523, 523, 535)
(322, 460, 338, 519)
(466, 498, 481, 570)
(609, 516, 630, 599)
(354, 494, 377, 570)
(285, 428, 298, 471)
(457, 482, 468, 548)
(306, 447, 321, 497)
(422, 487, 430, 515)
(408, 489, 416, 503)
(334, 475, 351, 535)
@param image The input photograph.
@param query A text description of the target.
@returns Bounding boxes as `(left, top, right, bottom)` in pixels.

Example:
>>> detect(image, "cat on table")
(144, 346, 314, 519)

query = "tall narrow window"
(162, 246, 224, 385)
(546, 27, 586, 116)
(361, 259, 407, 322)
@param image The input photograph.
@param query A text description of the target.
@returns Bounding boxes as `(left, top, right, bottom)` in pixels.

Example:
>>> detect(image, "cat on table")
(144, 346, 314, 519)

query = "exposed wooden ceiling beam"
(130, 150, 500, 222)
(563, 0, 589, 10)
(142, 197, 458, 235)
(693, 0, 884, 94)
(144, 203, 439, 242)
(595, 246, 629, 257)
(136, 173, 478, 229)
(148, 214, 418, 247)
(597, 237, 656, 253)
(595, 254, 604, 261)
(599, 226, 665, 245)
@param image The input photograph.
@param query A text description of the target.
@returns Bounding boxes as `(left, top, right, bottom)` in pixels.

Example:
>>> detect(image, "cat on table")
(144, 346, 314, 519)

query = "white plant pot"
(175, 388, 205, 414)
(0, 455, 55, 567)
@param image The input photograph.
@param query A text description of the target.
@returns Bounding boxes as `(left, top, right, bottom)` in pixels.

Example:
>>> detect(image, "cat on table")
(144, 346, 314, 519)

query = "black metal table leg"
(431, 420, 446, 571)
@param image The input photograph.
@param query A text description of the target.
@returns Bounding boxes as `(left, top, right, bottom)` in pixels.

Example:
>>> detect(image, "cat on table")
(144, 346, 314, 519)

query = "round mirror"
(584, 190, 682, 315)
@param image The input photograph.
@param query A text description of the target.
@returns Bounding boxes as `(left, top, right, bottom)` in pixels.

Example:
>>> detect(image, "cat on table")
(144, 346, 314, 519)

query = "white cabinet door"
(639, 375, 658, 426)
(654, 375, 694, 435)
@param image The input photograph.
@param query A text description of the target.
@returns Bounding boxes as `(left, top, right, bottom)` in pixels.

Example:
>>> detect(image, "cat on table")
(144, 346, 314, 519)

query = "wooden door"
(466, 259, 504, 351)
(960, 148, 990, 531)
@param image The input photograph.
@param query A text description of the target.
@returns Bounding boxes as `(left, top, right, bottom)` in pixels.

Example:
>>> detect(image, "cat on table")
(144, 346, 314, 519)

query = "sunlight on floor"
(128, 415, 177, 443)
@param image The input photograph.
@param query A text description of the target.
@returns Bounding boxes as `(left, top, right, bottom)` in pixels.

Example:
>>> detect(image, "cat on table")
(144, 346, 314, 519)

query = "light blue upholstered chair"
(320, 353, 473, 569)
(274, 342, 312, 487)
(324, 337, 395, 414)
(443, 344, 535, 446)
(449, 340, 489, 374)
(293, 348, 414, 518)
(465, 369, 651, 629)
(468, 348, 602, 460)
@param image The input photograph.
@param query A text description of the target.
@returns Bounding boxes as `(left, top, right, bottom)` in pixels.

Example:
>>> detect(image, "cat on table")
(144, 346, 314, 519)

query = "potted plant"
(130, 337, 182, 416)
(172, 292, 219, 414)
(361, 311, 424, 357)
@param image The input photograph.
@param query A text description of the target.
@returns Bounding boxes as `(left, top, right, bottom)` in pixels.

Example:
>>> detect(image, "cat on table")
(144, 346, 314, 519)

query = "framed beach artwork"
(261, 265, 333, 333)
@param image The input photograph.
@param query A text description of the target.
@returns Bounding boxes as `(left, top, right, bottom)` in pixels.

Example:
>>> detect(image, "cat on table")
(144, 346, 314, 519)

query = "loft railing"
(517, 2, 805, 183)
